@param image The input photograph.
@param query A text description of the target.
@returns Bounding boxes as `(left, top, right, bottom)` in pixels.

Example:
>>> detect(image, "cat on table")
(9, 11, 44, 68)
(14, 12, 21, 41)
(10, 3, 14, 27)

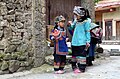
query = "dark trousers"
(71, 45, 86, 71)
(53, 54, 66, 71)
(87, 42, 96, 65)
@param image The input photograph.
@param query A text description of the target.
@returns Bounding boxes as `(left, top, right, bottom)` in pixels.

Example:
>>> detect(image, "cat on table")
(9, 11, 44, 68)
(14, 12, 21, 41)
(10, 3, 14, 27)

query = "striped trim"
(76, 56, 86, 64)
(55, 41, 68, 55)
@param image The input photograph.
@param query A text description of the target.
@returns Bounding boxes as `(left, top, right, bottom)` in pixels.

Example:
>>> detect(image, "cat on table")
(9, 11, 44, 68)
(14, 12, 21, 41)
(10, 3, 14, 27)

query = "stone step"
(110, 52, 120, 56)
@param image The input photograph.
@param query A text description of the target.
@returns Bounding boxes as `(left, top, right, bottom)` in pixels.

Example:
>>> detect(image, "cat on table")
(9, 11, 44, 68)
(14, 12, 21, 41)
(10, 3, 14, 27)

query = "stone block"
(6, 3, 15, 10)
(0, 30, 3, 37)
(15, 21, 24, 29)
(8, 10, 15, 15)
(20, 61, 29, 67)
(0, 45, 4, 50)
(4, 15, 15, 22)
(4, 45, 16, 53)
(0, 20, 9, 27)
(17, 44, 28, 53)
(33, 57, 45, 67)
(0, 5, 8, 15)
(17, 67, 25, 72)
(1, 61, 9, 71)
(0, 70, 9, 75)
(9, 60, 20, 73)
(3, 53, 12, 60)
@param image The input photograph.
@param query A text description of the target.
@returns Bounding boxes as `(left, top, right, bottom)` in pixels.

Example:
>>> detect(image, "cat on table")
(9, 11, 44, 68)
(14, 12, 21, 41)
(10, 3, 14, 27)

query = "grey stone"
(17, 56, 27, 61)
(0, 26, 3, 30)
(11, 54, 18, 60)
(26, 0, 32, 8)
(34, 47, 45, 58)
(10, 41, 22, 45)
(24, 19, 32, 28)
(0, 30, 3, 37)
(10, 39, 22, 45)
(103, 49, 111, 57)
(17, 44, 28, 53)
(0, 45, 4, 50)
(15, 15, 25, 22)
(46, 47, 54, 56)
(0, 20, 9, 27)
(27, 57, 34, 65)
(4, 45, 16, 53)
(41, 7, 46, 14)
(9, 25, 17, 32)
(20, 61, 29, 67)
(0, 5, 8, 15)
(1, 61, 9, 71)
(8, 10, 15, 15)
(0, 62, 2, 69)
(24, 32, 32, 40)
(0, 16, 3, 20)
(0, 2, 6, 6)
(34, 57, 45, 67)
(45, 55, 54, 65)
(6, 3, 15, 10)
(4, 15, 15, 22)
(3, 53, 12, 60)
(4, 27, 12, 39)
(40, 0, 45, 7)
(17, 67, 25, 72)
(15, 21, 24, 29)
(9, 60, 20, 73)
(0, 70, 9, 75)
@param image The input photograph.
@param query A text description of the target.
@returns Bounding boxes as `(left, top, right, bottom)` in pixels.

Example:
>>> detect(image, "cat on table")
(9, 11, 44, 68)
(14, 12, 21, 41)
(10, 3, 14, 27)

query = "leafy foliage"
(94, 0, 101, 3)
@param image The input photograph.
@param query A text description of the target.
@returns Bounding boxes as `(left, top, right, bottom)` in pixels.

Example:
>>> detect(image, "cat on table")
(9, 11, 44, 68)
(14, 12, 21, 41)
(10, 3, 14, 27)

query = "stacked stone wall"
(0, 0, 46, 74)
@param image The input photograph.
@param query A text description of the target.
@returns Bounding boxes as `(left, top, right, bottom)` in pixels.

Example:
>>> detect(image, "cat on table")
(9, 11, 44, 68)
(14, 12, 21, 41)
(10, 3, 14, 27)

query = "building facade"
(95, 0, 120, 42)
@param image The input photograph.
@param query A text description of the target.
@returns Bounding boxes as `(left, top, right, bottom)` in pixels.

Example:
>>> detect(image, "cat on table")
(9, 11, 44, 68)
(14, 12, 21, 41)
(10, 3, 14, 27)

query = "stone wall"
(0, 0, 46, 74)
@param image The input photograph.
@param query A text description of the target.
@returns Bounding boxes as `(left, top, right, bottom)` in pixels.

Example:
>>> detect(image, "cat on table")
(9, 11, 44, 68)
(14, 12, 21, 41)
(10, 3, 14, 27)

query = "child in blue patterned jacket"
(50, 15, 68, 74)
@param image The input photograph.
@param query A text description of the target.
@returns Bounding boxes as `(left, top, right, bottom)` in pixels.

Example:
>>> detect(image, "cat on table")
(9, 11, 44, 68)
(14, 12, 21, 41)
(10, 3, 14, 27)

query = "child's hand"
(86, 42, 90, 47)
(66, 38, 69, 42)
(68, 21, 72, 24)
(67, 21, 72, 27)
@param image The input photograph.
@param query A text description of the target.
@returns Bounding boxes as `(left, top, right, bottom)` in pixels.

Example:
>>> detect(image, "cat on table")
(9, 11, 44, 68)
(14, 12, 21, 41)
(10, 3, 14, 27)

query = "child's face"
(58, 20, 65, 27)
(74, 14, 81, 20)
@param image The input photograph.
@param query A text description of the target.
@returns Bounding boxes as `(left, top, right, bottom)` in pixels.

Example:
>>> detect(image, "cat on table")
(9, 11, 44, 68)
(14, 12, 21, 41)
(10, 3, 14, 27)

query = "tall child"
(50, 15, 68, 74)
(68, 6, 91, 73)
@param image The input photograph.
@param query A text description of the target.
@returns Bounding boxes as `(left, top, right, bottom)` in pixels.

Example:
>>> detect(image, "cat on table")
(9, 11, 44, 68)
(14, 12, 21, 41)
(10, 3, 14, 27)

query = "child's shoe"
(73, 69, 81, 73)
(54, 70, 64, 74)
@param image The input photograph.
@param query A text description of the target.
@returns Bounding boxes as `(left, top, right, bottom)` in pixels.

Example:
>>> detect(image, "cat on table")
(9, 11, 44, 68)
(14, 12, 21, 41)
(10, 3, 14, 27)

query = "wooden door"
(116, 21, 120, 40)
(46, 0, 81, 25)
(105, 21, 112, 40)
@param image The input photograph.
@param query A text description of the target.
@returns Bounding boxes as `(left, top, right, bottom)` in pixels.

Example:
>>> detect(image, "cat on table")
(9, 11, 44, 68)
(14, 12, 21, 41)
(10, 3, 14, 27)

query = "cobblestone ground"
(1, 56, 120, 79)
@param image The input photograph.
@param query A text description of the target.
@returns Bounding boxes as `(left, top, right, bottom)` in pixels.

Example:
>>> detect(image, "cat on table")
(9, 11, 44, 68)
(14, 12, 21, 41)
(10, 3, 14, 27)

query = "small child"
(50, 15, 68, 74)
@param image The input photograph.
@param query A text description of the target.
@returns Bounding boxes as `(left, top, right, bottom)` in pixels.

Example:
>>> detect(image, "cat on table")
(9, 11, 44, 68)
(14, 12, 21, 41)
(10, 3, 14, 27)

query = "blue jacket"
(69, 18, 91, 46)
(50, 26, 68, 55)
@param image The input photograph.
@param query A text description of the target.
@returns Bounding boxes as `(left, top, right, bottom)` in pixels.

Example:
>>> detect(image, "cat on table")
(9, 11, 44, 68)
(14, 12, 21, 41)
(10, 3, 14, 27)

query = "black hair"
(54, 22, 58, 30)
(86, 9, 91, 19)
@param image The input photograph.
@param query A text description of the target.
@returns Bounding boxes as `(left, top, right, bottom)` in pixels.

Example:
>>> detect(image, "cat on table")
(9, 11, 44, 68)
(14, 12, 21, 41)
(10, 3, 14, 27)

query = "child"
(87, 23, 103, 66)
(50, 15, 68, 74)
(68, 6, 91, 73)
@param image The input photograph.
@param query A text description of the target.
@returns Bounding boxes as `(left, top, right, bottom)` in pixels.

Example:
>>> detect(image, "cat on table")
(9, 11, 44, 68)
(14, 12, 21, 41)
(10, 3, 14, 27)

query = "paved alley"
(1, 56, 120, 79)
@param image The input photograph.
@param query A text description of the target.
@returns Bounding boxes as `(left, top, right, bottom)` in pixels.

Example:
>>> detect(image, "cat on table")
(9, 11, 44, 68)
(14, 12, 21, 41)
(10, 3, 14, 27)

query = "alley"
(1, 56, 120, 79)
